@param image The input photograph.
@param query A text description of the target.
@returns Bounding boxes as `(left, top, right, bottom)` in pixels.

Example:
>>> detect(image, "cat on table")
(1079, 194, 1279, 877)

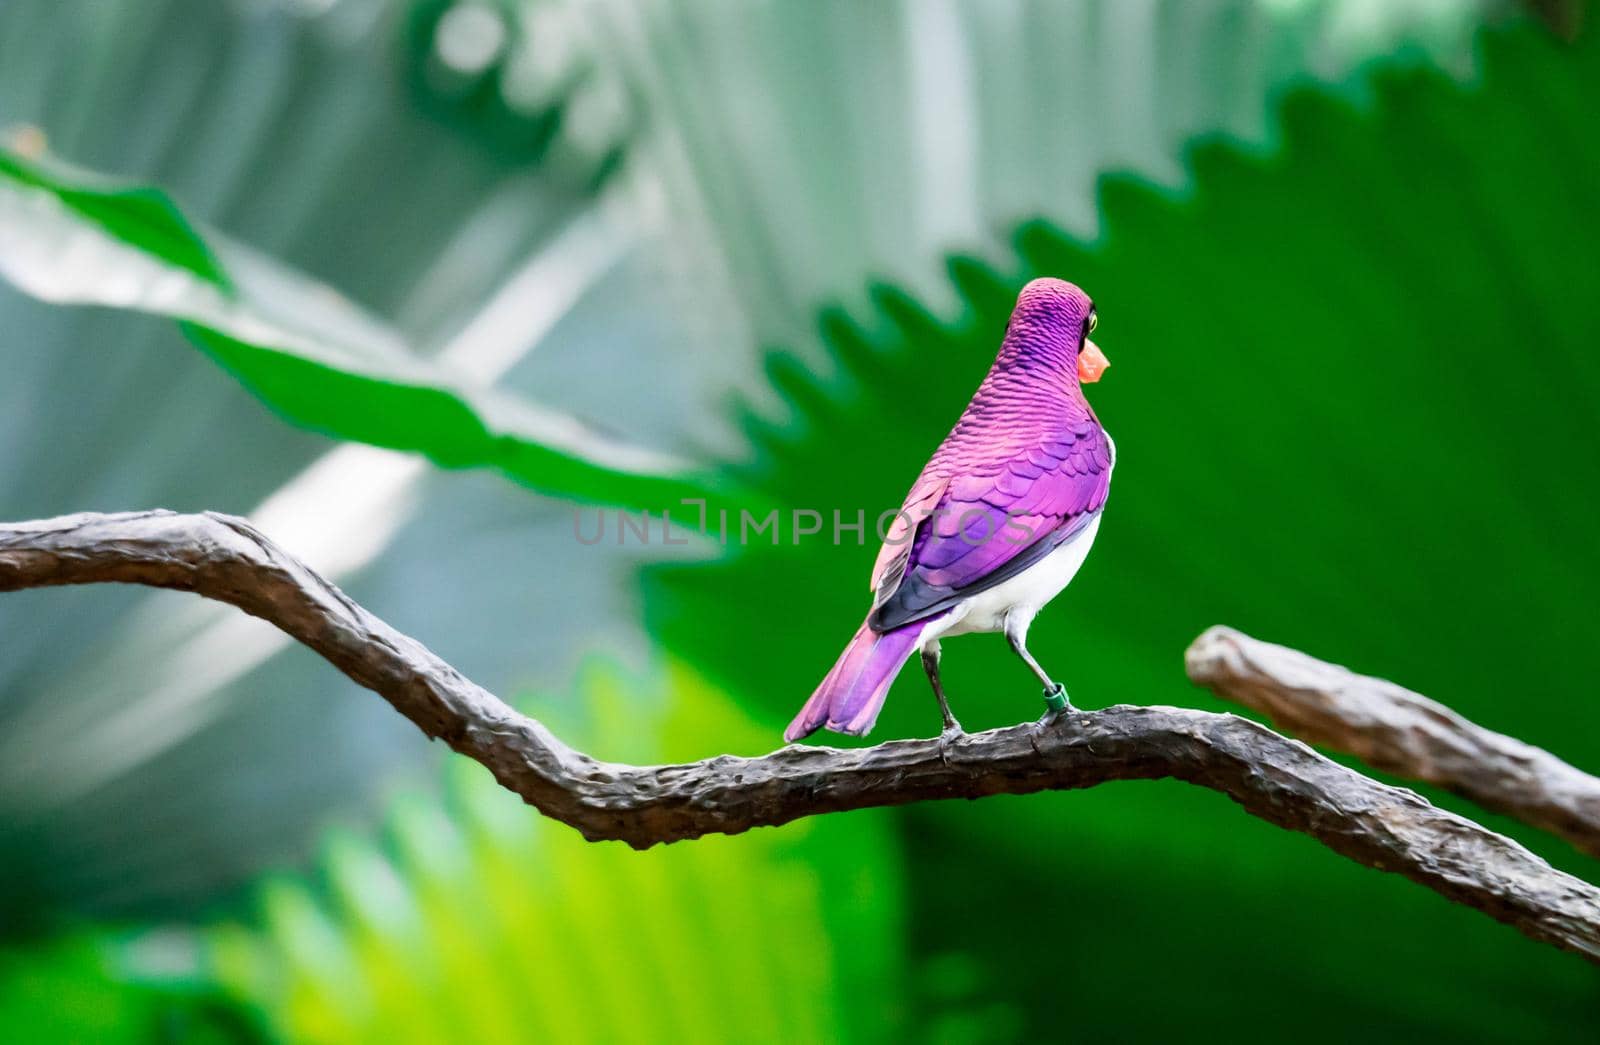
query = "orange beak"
(1078, 338, 1109, 383)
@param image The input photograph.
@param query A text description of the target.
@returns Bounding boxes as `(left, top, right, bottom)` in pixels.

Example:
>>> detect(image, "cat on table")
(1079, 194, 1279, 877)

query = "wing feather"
(867, 424, 1112, 632)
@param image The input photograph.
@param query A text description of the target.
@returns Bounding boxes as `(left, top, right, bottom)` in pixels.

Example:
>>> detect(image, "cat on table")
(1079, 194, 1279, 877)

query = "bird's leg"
(920, 641, 962, 736)
(1005, 617, 1076, 717)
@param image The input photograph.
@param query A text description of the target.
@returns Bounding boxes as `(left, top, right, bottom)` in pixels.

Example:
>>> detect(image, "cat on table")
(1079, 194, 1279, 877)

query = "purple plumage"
(783, 619, 929, 739)
(786, 278, 1113, 743)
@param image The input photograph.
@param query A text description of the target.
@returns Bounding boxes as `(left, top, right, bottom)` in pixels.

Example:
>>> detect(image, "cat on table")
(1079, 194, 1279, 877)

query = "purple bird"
(785, 278, 1113, 742)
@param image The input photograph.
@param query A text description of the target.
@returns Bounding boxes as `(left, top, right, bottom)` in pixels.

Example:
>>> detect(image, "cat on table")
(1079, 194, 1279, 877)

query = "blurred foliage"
(0, 0, 725, 933)
(0, 148, 702, 508)
(400, 0, 632, 185)
(1525, 0, 1589, 38)
(606, 0, 1496, 358)
(0, 662, 905, 1043)
(644, 18, 1600, 1040)
(0, 931, 263, 1044)
(208, 660, 903, 1044)
(4, 2, 1600, 1043)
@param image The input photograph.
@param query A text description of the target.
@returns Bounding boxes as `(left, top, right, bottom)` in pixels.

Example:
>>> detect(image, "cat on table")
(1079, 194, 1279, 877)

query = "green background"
(2, 1, 1597, 1041)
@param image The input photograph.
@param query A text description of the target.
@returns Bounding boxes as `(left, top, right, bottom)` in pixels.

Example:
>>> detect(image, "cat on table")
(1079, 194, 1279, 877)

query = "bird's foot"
(936, 718, 966, 765)
(1041, 682, 1076, 715)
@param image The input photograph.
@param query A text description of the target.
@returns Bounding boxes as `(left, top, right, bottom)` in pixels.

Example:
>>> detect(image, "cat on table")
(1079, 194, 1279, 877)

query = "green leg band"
(1043, 683, 1069, 713)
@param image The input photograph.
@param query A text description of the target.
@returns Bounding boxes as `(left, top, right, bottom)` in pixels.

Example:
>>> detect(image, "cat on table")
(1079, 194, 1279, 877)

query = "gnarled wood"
(1187, 626, 1600, 859)
(4, 511, 1600, 963)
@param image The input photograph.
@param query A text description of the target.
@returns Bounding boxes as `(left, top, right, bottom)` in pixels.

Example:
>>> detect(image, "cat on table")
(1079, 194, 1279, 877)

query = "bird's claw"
(937, 720, 964, 765)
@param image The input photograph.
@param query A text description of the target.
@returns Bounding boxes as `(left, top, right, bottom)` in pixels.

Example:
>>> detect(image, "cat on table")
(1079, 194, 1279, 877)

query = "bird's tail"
(784, 619, 921, 742)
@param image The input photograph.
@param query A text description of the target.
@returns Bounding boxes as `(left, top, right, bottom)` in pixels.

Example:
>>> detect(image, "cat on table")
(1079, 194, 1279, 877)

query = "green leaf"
(0, 148, 708, 507)
(0, 150, 231, 289)
(643, 20, 1600, 1039)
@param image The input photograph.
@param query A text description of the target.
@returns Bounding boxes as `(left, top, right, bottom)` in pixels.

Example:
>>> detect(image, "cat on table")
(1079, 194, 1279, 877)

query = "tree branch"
(5, 512, 1600, 963)
(1187, 625, 1600, 859)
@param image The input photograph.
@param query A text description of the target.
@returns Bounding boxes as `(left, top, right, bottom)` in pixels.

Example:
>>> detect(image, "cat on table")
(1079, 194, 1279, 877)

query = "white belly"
(918, 512, 1102, 645)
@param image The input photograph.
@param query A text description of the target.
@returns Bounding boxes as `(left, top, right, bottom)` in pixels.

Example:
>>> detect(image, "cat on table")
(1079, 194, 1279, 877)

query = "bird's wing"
(869, 473, 948, 600)
(868, 423, 1111, 631)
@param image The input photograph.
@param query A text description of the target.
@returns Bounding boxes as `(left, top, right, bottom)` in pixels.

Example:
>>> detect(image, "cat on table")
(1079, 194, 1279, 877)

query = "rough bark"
(1187, 625, 1600, 859)
(5, 511, 1600, 963)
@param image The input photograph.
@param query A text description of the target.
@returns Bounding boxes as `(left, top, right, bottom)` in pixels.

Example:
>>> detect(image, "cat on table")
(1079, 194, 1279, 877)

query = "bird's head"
(1009, 277, 1109, 384)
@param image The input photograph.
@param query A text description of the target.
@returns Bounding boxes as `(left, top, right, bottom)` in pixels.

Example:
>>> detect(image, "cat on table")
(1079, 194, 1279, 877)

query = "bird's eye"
(1087, 311, 1098, 335)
